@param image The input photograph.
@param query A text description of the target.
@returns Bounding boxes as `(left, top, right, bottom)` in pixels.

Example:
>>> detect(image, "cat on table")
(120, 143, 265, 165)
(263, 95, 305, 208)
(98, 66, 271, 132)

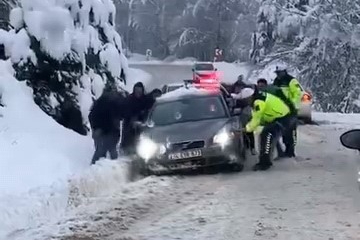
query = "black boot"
(252, 162, 273, 171)
(253, 155, 273, 171)
(285, 145, 296, 158)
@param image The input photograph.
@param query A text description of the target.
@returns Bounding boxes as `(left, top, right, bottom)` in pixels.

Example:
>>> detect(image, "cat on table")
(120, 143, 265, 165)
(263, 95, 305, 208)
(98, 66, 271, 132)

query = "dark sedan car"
(134, 87, 247, 175)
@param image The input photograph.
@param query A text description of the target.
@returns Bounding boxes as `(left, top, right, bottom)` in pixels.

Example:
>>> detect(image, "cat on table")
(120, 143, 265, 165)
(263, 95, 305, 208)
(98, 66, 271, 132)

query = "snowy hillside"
(250, 0, 360, 113)
(0, 59, 141, 238)
(0, 0, 136, 135)
(0, 0, 155, 238)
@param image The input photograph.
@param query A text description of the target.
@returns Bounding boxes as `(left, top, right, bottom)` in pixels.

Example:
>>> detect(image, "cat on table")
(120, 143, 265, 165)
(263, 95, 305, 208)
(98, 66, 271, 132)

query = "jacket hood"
(133, 82, 145, 92)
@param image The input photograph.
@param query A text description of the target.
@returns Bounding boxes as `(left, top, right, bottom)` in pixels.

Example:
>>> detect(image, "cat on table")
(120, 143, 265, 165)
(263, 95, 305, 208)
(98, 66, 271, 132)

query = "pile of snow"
(0, 61, 131, 239)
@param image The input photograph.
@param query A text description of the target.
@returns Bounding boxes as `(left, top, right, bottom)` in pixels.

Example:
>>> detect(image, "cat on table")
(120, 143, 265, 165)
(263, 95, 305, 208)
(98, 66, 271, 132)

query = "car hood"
(144, 118, 229, 143)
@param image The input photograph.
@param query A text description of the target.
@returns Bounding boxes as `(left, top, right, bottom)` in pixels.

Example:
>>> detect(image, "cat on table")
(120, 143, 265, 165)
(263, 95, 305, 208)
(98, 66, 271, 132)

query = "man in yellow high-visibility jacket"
(273, 64, 302, 158)
(245, 90, 294, 171)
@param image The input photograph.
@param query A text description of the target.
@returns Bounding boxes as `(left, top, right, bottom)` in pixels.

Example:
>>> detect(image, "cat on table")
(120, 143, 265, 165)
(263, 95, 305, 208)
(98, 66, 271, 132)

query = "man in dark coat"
(121, 82, 156, 154)
(88, 88, 128, 164)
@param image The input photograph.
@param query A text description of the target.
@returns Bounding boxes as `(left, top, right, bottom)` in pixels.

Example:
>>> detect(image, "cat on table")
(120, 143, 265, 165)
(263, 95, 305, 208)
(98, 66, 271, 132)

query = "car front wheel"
(230, 162, 244, 172)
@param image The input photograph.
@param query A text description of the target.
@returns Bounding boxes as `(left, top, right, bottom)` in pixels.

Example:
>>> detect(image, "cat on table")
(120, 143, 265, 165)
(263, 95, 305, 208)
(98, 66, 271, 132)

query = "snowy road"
(129, 63, 193, 89)
(128, 61, 252, 90)
(31, 122, 360, 240)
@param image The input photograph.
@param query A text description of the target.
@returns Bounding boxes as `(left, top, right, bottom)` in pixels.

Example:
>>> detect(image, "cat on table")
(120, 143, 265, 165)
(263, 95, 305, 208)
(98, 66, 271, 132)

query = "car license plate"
(168, 149, 202, 160)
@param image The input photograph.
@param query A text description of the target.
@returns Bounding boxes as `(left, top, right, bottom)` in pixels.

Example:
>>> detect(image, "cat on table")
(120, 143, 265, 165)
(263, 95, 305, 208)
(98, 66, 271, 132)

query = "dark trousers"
(244, 132, 255, 149)
(92, 132, 120, 164)
(276, 116, 297, 157)
(258, 116, 293, 166)
(121, 120, 137, 154)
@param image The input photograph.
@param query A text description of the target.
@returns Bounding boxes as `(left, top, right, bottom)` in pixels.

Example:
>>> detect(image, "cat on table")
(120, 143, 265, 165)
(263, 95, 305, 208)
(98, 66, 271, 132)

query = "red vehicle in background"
(192, 62, 218, 82)
(192, 62, 220, 91)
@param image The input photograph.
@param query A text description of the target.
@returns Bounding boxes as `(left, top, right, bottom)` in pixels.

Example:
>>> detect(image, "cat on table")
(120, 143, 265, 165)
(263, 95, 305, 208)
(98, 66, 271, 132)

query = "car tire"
(230, 163, 244, 172)
(136, 160, 152, 176)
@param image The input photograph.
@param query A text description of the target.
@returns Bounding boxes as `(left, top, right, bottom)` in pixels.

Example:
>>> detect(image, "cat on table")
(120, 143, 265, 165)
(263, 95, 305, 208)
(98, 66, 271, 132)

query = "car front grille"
(170, 140, 205, 151)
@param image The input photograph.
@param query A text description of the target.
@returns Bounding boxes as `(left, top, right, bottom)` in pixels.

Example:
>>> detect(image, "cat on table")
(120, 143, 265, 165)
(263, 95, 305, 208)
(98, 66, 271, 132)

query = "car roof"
(166, 82, 184, 87)
(194, 62, 214, 65)
(156, 87, 222, 103)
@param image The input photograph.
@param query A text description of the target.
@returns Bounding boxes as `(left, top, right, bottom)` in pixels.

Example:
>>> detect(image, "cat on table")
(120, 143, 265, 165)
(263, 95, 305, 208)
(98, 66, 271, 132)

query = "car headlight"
(213, 128, 233, 147)
(136, 135, 165, 161)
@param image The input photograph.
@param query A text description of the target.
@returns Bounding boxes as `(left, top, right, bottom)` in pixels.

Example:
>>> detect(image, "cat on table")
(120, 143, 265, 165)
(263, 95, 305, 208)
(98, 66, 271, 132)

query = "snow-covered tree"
(114, 0, 258, 61)
(251, 0, 360, 113)
(174, 0, 258, 61)
(0, 0, 128, 135)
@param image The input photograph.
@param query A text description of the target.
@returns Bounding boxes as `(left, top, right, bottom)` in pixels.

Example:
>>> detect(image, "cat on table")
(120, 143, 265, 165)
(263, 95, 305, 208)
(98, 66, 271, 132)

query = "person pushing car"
(245, 89, 294, 171)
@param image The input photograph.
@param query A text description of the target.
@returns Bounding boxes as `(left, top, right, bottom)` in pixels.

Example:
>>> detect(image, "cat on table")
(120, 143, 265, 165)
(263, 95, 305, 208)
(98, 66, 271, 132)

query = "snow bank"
(313, 112, 360, 127)
(0, 61, 133, 238)
(0, 61, 91, 195)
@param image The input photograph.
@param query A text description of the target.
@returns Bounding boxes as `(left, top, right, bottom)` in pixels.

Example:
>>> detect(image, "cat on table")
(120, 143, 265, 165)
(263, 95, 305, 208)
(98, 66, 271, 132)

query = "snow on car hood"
(144, 118, 229, 144)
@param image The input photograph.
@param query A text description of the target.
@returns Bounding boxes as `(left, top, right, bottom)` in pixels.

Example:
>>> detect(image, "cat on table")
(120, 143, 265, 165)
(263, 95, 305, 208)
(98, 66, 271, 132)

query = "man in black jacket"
(121, 82, 156, 154)
(88, 88, 128, 164)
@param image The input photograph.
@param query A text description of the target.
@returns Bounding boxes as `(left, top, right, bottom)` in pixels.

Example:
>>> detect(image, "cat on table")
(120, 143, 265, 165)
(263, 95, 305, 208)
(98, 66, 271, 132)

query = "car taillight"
(302, 93, 312, 103)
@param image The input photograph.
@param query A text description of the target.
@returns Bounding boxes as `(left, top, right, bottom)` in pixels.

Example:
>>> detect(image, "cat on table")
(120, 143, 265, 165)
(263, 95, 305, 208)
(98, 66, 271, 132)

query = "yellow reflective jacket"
(245, 92, 290, 132)
(273, 75, 302, 110)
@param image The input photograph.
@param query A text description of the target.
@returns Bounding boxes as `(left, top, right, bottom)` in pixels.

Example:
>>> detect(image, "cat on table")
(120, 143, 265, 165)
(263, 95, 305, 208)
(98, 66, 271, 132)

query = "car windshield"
(195, 63, 214, 71)
(149, 96, 226, 126)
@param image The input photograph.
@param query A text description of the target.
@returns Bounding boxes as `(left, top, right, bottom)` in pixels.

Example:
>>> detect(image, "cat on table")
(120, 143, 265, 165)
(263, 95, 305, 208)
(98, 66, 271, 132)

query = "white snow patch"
(40, 7, 73, 60)
(313, 112, 360, 127)
(91, 72, 106, 99)
(99, 43, 122, 78)
(5, 29, 37, 65)
(9, 8, 24, 30)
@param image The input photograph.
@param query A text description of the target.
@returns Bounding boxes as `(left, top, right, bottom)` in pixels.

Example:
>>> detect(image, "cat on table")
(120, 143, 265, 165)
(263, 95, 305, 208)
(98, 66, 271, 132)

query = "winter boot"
(285, 145, 296, 158)
(252, 162, 273, 171)
(252, 155, 273, 171)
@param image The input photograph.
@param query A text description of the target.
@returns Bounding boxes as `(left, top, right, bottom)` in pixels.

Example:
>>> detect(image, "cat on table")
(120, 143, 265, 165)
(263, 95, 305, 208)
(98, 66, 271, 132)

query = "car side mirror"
(340, 129, 360, 150)
(215, 68, 217, 71)
(192, 68, 195, 72)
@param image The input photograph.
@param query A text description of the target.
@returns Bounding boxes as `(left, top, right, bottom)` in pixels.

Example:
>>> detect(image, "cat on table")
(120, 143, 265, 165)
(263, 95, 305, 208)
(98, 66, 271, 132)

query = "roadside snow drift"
(0, 61, 132, 239)
(0, 61, 92, 195)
